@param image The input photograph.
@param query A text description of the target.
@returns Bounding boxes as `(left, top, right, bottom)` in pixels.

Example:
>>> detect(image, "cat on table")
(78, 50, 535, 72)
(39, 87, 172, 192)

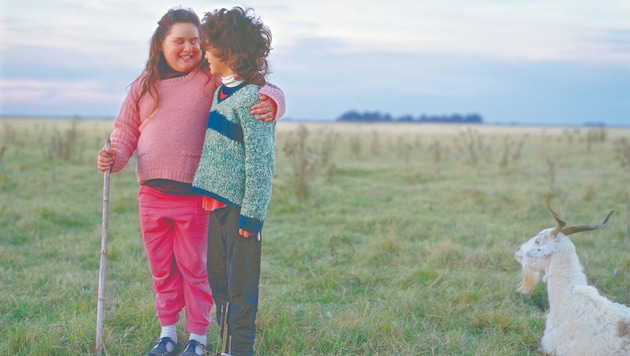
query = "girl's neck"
(162, 71, 190, 80)
(160, 64, 193, 80)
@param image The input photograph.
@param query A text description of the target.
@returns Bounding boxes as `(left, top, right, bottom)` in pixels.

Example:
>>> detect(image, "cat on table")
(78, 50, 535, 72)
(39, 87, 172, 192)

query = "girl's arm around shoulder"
(259, 82, 286, 121)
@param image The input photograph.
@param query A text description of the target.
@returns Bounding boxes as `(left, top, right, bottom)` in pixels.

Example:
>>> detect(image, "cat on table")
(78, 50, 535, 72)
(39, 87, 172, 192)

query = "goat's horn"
(545, 192, 566, 236)
(561, 210, 615, 236)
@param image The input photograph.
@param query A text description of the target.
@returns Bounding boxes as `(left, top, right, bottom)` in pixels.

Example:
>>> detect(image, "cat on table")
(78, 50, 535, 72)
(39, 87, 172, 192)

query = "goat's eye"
(535, 240, 540, 245)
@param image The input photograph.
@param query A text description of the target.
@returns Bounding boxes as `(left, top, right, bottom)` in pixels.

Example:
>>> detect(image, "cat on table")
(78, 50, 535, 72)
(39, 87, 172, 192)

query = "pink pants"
(138, 185, 213, 335)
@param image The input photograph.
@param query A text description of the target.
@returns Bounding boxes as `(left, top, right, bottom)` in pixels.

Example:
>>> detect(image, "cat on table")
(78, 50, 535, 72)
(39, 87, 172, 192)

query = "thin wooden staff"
(96, 139, 111, 356)
(220, 303, 231, 356)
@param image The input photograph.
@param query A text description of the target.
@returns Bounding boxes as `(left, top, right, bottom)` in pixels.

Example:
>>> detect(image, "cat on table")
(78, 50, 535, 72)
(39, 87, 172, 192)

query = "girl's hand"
(251, 94, 278, 122)
(239, 228, 254, 238)
(97, 149, 116, 172)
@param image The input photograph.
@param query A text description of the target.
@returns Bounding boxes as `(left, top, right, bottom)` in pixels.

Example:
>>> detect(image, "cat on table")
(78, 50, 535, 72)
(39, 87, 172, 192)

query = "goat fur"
(515, 225, 630, 355)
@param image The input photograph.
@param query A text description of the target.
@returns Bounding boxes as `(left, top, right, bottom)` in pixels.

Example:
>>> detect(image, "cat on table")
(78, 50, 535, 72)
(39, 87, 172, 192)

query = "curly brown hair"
(138, 7, 211, 115)
(201, 7, 271, 86)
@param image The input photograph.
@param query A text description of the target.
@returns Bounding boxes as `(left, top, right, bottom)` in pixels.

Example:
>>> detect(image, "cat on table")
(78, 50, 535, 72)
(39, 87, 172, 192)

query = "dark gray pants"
(207, 207, 261, 356)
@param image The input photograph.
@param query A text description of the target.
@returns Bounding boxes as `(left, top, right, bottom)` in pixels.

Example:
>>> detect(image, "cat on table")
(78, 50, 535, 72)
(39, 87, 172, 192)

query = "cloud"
(273, 1, 630, 64)
(0, 78, 124, 116)
(1, 0, 629, 124)
(269, 34, 630, 123)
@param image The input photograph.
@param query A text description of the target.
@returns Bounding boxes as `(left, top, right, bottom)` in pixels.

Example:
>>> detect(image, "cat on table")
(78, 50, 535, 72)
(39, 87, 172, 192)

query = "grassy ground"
(0, 118, 629, 355)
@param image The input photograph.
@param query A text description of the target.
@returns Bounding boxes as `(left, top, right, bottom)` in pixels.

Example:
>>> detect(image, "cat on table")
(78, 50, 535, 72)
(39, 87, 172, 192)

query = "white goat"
(514, 193, 629, 356)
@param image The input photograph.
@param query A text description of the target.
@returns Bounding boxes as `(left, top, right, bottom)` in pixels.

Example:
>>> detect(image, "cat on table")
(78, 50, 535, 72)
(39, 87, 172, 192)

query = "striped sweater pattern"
(192, 83, 276, 233)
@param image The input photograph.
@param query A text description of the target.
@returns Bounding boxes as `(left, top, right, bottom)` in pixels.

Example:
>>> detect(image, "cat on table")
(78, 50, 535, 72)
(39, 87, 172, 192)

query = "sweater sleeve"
(260, 82, 286, 120)
(238, 88, 277, 233)
(108, 81, 142, 174)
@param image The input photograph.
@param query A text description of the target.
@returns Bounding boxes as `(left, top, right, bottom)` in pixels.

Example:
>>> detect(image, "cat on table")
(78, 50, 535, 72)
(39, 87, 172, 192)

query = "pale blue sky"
(1, 0, 629, 125)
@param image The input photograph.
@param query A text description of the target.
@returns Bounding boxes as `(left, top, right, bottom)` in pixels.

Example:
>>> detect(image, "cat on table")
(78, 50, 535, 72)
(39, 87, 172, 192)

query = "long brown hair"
(138, 8, 209, 115)
(202, 7, 271, 86)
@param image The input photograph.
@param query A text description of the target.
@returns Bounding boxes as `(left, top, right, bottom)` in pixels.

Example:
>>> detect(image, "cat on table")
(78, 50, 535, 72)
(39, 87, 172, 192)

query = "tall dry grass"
(1, 118, 629, 355)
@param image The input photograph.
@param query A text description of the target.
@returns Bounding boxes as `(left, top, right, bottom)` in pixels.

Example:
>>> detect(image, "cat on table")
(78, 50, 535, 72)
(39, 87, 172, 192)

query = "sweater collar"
(218, 82, 247, 103)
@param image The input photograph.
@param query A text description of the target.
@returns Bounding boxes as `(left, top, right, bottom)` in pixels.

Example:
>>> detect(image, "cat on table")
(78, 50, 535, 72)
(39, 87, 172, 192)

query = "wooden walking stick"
(96, 139, 111, 356)
(220, 303, 232, 356)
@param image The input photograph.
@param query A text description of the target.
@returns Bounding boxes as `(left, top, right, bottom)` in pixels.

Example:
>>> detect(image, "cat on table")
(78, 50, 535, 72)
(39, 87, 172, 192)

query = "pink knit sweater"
(108, 67, 285, 184)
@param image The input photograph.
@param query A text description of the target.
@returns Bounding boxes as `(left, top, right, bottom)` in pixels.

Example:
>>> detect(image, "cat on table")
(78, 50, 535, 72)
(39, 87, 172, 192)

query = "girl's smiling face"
(162, 22, 201, 73)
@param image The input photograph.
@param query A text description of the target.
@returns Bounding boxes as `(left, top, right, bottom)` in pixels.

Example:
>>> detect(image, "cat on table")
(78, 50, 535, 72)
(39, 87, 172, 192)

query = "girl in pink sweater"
(96, 7, 284, 356)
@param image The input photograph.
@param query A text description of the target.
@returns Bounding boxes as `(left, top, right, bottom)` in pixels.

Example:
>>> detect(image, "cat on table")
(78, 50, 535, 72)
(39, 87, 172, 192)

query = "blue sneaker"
(148, 337, 178, 356)
(179, 339, 206, 356)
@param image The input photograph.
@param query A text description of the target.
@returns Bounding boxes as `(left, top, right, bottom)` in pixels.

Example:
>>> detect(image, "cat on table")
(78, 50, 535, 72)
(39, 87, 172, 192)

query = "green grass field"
(1, 118, 629, 355)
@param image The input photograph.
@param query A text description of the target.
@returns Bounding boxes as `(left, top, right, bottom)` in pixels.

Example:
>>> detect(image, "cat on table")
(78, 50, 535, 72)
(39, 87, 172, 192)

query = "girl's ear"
(526, 244, 554, 259)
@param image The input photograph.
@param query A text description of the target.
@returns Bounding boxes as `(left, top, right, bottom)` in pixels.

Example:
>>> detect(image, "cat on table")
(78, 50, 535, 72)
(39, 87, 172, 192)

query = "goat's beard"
(517, 269, 541, 294)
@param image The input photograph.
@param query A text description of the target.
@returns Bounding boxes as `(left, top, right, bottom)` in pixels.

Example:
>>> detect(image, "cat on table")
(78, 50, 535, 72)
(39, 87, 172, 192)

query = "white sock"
(160, 324, 178, 344)
(189, 332, 207, 347)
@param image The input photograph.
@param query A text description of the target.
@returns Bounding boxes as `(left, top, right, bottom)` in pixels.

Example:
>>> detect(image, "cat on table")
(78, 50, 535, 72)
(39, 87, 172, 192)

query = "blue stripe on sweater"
(207, 111, 244, 143)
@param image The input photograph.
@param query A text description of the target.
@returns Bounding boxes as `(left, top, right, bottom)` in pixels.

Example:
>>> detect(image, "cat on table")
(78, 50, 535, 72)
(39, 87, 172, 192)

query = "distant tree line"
(337, 111, 483, 124)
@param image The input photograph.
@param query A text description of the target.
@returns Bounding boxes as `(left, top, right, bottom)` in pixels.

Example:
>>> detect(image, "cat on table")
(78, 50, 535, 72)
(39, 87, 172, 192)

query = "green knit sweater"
(192, 83, 276, 233)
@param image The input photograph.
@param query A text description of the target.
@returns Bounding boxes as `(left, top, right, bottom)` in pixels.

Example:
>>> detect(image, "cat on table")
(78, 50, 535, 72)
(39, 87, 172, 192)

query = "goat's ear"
(525, 244, 554, 259)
